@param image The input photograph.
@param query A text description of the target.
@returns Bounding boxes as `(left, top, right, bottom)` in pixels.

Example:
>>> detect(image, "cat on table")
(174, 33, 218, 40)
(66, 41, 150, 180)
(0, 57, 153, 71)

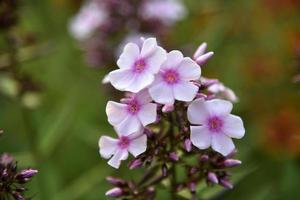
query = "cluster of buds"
(0, 153, 38, 200)
(69, 0, 186, 67)
(98, 38, 245, 199)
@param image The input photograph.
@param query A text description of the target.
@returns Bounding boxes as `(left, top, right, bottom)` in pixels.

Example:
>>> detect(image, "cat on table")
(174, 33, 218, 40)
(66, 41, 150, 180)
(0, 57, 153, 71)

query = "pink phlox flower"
(109, 38, 167, 93)
(187, 98, 245, 156)
(106, 89, 157, 135)
(149, 50, 201, 104)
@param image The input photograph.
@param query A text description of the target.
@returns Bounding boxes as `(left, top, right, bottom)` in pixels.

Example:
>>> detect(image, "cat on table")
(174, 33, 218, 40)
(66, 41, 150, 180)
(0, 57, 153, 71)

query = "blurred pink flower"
(69, 1, 107, 40)
(187, 98, 245, 156)
(149, 50, 201, 104)
(106, 90, 157, 135)
(99, 130, 147, 169)
(108, 38, 167, 93)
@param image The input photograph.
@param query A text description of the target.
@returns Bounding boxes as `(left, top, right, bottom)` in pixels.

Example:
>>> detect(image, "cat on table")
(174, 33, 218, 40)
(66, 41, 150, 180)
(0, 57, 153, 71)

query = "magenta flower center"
(126, 99, 140, 115)
(133, 59, 146, 73)
(208, 116, 224, 132)
(118, 136, 130, 149)
(163, 69, 179, 84)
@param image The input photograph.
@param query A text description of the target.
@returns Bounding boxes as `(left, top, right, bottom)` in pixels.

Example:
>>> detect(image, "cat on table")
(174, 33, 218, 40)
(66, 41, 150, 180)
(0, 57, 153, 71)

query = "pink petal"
(138, 103, 157, 126)
(117, 43, 140, 69)
(223, 114, 245, 139)
(108, 150, 128, 169)
(141, 38, 157, 58)
(173, 81, 198, 102)
(161, 50, 184, 70)
(109, 69, 135, 91)
(149, 81, 174, 104)
(128, 134, 147, 157)
(106, 101, 128, 126)
(117, 115, 142, 136)
(99, 136, 118, 159)
(190, 126, 211, 149)
(205, 99, 233, 116)
(211, 134, 235, 156)
(177, 58, 201, 81)
(187, 98, 210, 125)
(134, 89, 152, 105)
(126, 72, 154, 93)
(146, 46, 167, 73)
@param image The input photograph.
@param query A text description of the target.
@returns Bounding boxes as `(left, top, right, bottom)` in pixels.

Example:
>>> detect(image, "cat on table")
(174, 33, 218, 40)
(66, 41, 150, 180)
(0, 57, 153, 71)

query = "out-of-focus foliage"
(0, 0, 299, 199)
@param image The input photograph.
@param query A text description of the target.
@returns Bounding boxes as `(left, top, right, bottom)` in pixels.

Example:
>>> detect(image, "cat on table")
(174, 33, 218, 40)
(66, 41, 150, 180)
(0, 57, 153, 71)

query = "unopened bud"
(162, 104, 174, 113)
(169, 152, 179, 162)
(129, 159, 143, 170)
(184, 139, 192, 152)
(193, 42, 207, 59)
(220, 179, 233, 189)
(195, 52, 214, 65)
(105, 187, 123, 197)
(106, 176, 125, 186)
(200, 154, 209, 162)
(223, 159, 242, 167)
(188, 182, 196, 193)
(16, 169, 38, 180)
(207, 172, 219, 184)
(162, 164, 168, 177)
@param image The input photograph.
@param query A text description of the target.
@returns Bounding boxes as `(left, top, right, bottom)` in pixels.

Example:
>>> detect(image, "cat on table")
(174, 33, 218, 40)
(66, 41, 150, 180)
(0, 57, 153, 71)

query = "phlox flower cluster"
(69, 0, 186, 67)
(99, 38, 245, 199)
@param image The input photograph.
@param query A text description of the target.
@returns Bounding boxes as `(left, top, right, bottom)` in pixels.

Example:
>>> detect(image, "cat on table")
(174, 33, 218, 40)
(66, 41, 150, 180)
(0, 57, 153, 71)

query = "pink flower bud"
(200, 154, 209, 162)
(195, 52, 214, 65)
(223, 159, 242, 167)
(169, 152, 179, 162)
(184, 139, 192, 152)
(106, 176, 124, 186)
(105, 187, 123, 197)
(220, 179, 233, 189)
(207, 172, 219, 184)
(188, 182, 196, 192)
(162, 104, 174, 113)
(193, 42, 207, 59)
(129, 159, 143, 170)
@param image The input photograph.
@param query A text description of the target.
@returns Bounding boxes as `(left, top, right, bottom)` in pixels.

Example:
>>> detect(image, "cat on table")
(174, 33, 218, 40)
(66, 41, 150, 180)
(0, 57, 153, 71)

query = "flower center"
(133, 59, 146, 73)
(208, 116, 223, 132)
(126, 99, 140, 115)
(163, 69, 179, 84)
(118, 136, 130, 149)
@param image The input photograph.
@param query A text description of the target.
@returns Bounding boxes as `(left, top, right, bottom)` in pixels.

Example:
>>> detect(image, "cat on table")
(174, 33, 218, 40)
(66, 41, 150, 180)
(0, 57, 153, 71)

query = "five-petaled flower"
(109, 38, 167, 93)
(149, 50, 201, 104)
(99, 130, 147, 169)
(187, 98, 245, 156)
(106, 90, 157, 135)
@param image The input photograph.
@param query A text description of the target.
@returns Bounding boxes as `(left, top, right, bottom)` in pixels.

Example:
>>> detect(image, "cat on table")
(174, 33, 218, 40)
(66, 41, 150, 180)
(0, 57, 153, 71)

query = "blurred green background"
(1, 0, 300, 199)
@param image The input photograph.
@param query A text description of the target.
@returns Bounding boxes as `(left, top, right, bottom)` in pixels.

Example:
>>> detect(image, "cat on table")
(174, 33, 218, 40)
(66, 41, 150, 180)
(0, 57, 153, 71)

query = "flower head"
(106, 90, 157, 135)
(109, 38, 167, 93)
(188, 98, 245, 156)
(69, 1, 107, 40)
(149, 50, 201, 104)
(99, 130, 147, 169)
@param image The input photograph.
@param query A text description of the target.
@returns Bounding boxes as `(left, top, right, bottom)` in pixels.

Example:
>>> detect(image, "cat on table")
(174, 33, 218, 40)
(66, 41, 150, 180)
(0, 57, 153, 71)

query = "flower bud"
(220, 179, 233, 189)
(184, 139, 192, 152)
(207, 172, 219, 184)
(0, 153, 14, 166)
(169, 152, 179, 162)
(200, 154, 209, 162)
(129, 159, 143, 170)
(162, 164, 168, 177)
(12, 192, 26, 200)
(193, 42, 207, 59)
(162, 104, 174, 113)
(223, 159, 242, 168)
(188, 182, 196, 193)
(16, 169, 38, 180)
(106, 176, 125, 186)
(105, 187, 123, 197)
(195, 52, 214, 65)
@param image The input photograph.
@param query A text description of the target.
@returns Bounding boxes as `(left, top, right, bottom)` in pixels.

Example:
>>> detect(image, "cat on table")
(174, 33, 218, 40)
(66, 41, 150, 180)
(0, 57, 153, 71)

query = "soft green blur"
(0, 0, 300, 199)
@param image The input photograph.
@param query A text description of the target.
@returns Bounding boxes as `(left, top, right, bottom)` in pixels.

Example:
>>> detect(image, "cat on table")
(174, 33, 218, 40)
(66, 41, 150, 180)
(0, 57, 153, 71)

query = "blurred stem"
(170, 112, 177, 199)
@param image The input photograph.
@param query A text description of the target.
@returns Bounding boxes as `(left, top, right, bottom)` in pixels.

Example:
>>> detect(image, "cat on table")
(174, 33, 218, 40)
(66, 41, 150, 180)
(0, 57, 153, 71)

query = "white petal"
(117, 115, 142, 136)
(187, 98, 210, 125)
(173, 81, 198, 102)
(128, 134, 147, 157)
(126, 72, 154, 93)
(205, 99, 233, 116)
(190, 126, 211, 149)
(223, 114, 245, 139)
(106, 101, 128, 126)
(138, 103, 157, 126)
(108, 150, 128, 169)
(211, 134, 235, 156)
(145, 47, 167, 73)
(177, 58, 201, 80)
(161, 50, 184, 70)
(117, 43, 140, 69)
(109, 69, 135, 91)
(99, 136, 118, 159)
(141, 38, 157, 58)
(149, 81, 174, 104)
(134, 89, 152, 104)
